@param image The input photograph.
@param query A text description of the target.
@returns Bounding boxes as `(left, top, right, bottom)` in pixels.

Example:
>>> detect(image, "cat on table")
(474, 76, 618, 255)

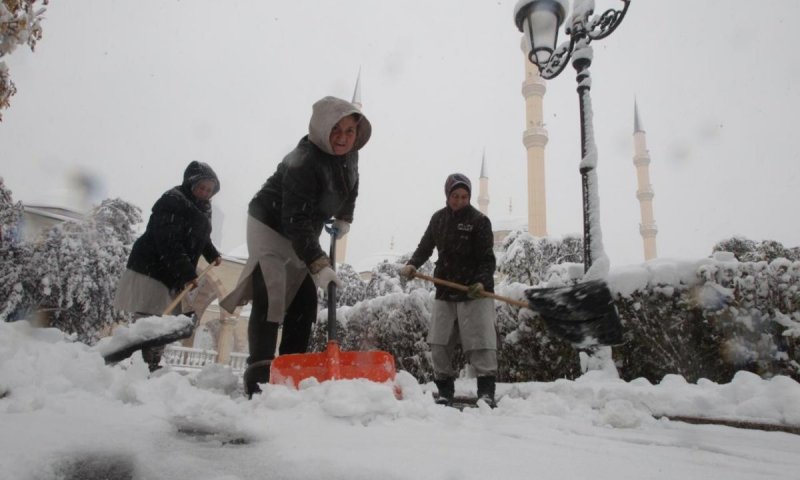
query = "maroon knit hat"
(444, 173, 471, 197)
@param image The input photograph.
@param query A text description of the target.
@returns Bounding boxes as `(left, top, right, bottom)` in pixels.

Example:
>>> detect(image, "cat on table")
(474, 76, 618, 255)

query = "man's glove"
(333, 219, 351, 240)
(399, 264, 417, 280)
(467, 282, 484, 299)
(313, 266, 343, 289)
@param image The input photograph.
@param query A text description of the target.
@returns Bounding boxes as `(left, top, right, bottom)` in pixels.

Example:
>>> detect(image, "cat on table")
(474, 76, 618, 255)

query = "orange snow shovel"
(269, 224, 397, 388)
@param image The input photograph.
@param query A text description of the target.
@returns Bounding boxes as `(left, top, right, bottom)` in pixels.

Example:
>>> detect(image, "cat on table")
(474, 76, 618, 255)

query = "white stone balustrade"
(227, 352, 248, 373)
(162, 345, 247, 375)
(163, 345, 218, 371)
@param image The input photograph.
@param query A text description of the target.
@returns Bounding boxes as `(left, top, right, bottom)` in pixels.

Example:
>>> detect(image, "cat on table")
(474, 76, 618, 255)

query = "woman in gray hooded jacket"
(221, 96, 372, 397)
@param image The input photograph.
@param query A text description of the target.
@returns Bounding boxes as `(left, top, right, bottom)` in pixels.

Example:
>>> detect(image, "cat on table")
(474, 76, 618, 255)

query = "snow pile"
(608, 257, 710, 297)
(2, 320, 800, 480)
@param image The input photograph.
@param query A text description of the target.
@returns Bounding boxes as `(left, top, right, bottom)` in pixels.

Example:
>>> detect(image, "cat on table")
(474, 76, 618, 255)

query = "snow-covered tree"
(497, 230, 583, 286)
(92, 197, 141, 245)
(341, 289, 435, 382)
(712, 236, 799, 263)
(0, 0, 47, 120)
(0, 177, 31, 320)
(336, 263, 366, 307)
(712, 236, 758, 262)
(318, 262, 366, 309)
(364, 260, 404, 299)
(394, 253, 435, 294)
(26, 199, 140, 344)
(363, 254, 435, 299)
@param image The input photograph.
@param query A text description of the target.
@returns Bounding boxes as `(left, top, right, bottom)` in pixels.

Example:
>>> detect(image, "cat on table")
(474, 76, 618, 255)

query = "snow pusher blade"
(101, 315, 196, 365)
(524, 280, 623, 347)
(413, 273, 623, 347)
(269, 222, 398, 391)
(101, 264, 214, 365)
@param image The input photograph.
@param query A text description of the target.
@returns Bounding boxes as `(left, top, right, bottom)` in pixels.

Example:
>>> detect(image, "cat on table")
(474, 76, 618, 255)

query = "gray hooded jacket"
(248, 96, 372, 267)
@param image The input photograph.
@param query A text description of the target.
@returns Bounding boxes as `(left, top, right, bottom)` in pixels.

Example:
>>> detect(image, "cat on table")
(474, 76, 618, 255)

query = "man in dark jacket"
(114, 161, 222, 371)
(220, 96, 371, 397)
(400, 173, 498, 407)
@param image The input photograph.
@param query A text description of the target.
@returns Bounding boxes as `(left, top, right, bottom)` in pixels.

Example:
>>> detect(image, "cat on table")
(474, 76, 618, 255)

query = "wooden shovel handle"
(161, 263, 216, 315)
(412, 272, 529, 309)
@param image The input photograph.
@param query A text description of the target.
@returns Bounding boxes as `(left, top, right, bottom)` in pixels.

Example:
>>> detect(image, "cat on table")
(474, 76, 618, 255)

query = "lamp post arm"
(586, 0, 631, 41)
(537, 0, 630, 79)
(539, 37, 575, 80)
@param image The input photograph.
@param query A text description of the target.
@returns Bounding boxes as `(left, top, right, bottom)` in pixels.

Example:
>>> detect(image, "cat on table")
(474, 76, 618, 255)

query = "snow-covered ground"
(2, 319, 799, 480)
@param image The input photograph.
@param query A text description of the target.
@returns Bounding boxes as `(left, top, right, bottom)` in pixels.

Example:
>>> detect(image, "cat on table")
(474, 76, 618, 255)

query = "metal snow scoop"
(102, 263, 214, 365)
(269, 224, 397, 388)
(412, 272, 623, 347)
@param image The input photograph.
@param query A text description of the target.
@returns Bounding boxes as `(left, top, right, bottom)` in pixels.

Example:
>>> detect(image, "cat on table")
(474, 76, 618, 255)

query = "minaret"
(351, 67, 362, 109)
(521, 39, 548, 236)
(633, 100, 658, 260)
(478, 149, 490, 216)
(335, 69, 362, 264)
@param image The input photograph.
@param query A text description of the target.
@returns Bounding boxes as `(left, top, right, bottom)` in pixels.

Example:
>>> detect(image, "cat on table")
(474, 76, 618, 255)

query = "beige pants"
(429, 298, 497, 378)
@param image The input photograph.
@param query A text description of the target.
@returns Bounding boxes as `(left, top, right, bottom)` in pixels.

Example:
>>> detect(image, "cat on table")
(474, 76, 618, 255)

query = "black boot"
(243, 360, 272, 399)
(477, 376, 496, 408)
(244, 304, 279, 399)
(141, 345, 164, 373)
(434, 378, 455, 406)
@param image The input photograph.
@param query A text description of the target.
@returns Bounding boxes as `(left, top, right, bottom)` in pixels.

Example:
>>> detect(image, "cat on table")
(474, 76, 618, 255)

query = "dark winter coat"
(247, 96, 372, 267)
(408, 204, 496, 301)
(127, 161, 221, 291)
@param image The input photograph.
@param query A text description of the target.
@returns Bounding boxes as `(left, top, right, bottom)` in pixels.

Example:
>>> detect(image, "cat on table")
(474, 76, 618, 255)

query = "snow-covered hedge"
(309, 233, 800, 385)
(613, 253, 800, 384)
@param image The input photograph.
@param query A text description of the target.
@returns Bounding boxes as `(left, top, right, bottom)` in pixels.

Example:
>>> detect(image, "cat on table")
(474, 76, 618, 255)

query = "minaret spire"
(478, 149, 490, 216)
(634, 97, 644, 133)
(351, 67, 362, 109)
(632, 99, 658, 261)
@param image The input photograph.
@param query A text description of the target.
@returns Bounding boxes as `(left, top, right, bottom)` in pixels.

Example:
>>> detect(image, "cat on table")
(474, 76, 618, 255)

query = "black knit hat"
(444, 173, 471, 197)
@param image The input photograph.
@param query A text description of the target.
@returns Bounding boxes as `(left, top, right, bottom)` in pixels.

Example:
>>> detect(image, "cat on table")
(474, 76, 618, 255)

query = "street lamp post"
(514, 0, 630, 276)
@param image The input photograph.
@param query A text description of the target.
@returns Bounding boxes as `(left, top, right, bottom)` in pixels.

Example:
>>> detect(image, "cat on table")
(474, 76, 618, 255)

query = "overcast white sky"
(2, 0, 799, 271)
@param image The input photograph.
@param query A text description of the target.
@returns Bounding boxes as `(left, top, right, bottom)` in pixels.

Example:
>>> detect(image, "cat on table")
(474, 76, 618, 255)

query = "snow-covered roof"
(22, 204, 84, 223)
(491, 216, 527, 232)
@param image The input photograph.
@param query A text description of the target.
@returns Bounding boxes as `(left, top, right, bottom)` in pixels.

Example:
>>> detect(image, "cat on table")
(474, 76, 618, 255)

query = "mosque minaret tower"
(633, 100, 658, 261)
(521, 41, 548, 236)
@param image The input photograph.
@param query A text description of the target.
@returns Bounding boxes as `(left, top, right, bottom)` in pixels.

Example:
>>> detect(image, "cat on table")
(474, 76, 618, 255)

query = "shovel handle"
(161, 263, 216, 315)
(412, 272, 529, 309)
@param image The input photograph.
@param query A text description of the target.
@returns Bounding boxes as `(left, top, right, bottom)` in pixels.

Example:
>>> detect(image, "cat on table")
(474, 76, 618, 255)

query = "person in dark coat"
(113, 160, 222, 371)
(220, 96, 372, 397)
(400, 173, 498, 407)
